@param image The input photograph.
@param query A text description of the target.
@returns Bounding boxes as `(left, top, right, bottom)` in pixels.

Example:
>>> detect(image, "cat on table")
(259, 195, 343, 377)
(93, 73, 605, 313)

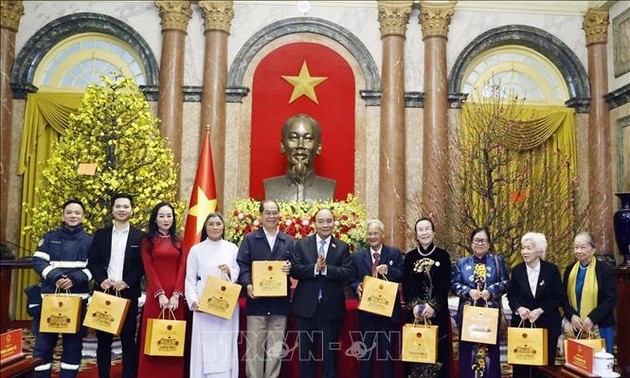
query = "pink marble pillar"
(0, 1, 23, 241)
(377, 1, 412, 249)
(419, 2, 454, 228)
(155, 1, 192, 193)
(198, 1, 234, 210)
(583, 8, 614, 254)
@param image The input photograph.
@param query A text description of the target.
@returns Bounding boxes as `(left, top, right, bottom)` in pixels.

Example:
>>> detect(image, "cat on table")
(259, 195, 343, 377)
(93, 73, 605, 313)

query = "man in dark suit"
(237, 199, 294, 378)
(87, 193, 144, 378)
(290, 208, 354, 378)
(350, 219, 404, 378)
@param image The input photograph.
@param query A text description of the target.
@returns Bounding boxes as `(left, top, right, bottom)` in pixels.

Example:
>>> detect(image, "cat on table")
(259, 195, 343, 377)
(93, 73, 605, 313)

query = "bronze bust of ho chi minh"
(263, 114, 336, 203)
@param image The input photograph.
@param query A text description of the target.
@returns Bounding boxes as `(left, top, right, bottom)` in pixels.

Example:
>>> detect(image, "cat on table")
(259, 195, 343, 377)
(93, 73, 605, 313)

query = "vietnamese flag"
(183, 129, 217, 253)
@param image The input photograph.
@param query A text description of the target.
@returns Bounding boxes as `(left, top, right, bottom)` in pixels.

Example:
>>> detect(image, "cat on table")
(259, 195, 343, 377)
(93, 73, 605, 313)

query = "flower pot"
(614, 192, 630, 267)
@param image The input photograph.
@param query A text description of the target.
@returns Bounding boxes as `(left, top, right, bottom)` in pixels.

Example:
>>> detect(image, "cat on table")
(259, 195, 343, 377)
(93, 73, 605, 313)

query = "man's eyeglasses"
(473, 239, 488, 245)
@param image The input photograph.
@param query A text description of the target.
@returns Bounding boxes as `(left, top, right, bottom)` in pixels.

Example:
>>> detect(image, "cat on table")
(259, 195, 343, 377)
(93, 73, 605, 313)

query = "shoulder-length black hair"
(200, 212, 226, 241)
(146, 202, 180, 248)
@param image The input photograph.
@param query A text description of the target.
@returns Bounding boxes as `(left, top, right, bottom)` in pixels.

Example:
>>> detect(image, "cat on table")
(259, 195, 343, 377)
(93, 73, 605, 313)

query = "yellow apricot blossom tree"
(27, 76, 182, 238)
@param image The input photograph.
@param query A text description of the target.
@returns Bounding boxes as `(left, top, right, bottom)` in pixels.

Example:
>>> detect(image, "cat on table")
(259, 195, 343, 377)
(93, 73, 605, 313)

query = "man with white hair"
(350, 219, 404, 378)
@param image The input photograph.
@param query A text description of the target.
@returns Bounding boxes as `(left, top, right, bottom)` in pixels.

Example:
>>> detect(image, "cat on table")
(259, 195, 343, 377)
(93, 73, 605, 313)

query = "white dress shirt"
(526, 260, 541, 297)
(264, 228, 278, 252)
(107, 225, 129, 281)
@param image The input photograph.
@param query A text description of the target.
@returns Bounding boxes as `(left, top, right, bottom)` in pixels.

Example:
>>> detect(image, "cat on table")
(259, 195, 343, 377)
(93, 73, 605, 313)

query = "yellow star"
(281, 61, 328, 104)
(187, 186, 217, 235)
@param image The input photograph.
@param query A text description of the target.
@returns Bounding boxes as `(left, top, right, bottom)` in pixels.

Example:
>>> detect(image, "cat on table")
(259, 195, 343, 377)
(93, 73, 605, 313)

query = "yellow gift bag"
(83, 290, 130, 335)
(401, 318, 438, 363)
(144, 309, 186, 357)
(39, 290, 82, 334)
(357, 275, 399, 317)
(460, 304, 499, 345)
(252, 261, 288, 297)
(198, 274, 242, 319)
(563, 328, 605, 358)
(507, 322, 548, 366)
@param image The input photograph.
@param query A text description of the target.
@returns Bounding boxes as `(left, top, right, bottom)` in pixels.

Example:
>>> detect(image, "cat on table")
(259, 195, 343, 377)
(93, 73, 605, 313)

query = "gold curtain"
(461, 104, 577, 268)
(16, 93, 82, 320)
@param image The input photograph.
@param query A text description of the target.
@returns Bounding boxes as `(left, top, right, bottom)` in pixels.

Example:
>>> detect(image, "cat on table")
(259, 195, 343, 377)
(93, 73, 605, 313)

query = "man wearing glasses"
(237, 199, 294, 378)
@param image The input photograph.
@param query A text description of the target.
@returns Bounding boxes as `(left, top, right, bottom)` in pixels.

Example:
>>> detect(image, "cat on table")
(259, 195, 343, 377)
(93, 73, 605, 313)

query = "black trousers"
(295, 302, 343, 378)
(96, 298, 138, 378)
(356, 311, 398, 378)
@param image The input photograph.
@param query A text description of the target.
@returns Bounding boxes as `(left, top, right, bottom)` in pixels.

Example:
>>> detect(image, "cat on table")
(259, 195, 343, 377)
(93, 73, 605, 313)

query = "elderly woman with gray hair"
(507, 232, 566, 378)
(563, 231, 617, 354)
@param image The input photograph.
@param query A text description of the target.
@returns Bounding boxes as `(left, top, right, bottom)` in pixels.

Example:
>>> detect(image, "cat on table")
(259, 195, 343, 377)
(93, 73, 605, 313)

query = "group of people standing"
(30, 195, 617, 378)
(449, 228, 617, 378)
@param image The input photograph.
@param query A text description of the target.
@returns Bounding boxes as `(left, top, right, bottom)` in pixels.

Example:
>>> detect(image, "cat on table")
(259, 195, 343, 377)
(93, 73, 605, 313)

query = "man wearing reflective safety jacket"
(32, 199, 93, 378)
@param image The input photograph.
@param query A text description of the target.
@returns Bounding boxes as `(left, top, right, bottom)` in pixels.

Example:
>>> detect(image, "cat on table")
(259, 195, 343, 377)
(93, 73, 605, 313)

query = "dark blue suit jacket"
(236, 228, 295, 316)
(507, 260, 565, 338)
(350, 245, 404, 323)
(290, 234, 353, 320)
(87, 226, 144, 299)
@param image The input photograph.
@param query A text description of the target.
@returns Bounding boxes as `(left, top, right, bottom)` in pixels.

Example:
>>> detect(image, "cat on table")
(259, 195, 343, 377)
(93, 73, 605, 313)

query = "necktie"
(372, 252, 381, 276)
(318, 240, 326, 301)
(318, 240, 326, 258)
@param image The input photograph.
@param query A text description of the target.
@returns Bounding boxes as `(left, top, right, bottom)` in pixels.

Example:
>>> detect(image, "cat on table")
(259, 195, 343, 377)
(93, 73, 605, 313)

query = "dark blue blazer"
(507, 260, 565, 338)
(236, 228, 295, 316)
(350, 245, 404, 323)
(290, 234, 353, 320)
(87, 226, 144, 299)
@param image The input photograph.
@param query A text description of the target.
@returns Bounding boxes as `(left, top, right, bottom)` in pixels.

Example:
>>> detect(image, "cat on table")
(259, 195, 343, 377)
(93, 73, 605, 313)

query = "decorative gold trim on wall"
(155, 0, 192, 32)
(199, 0, 235, 34)
(0, 0, 24, 32)
(377, 1, 412, 37)
(583, 8, 609, 46)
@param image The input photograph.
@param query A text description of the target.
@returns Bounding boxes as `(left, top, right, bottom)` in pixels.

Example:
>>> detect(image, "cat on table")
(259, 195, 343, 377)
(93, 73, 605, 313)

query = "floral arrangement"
(225, 194, 367, 251)
(472, 344, 488, 378)
(474, 263, 487, 289)
(408, 257, 436, 312)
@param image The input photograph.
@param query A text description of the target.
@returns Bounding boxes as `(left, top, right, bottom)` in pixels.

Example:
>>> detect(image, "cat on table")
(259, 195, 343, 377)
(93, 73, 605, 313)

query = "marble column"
(0, 0, 24, 242)
(377, 1, 412, 249)
(583, 8, 614, 254)
(419, 1, 454, 228)
(155, 1, 192, 193)
(198, 0, 234, 210)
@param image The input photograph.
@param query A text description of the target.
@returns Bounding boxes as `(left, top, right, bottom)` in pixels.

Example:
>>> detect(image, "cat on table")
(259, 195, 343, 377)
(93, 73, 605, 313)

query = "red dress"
(138, 234, 186, 377)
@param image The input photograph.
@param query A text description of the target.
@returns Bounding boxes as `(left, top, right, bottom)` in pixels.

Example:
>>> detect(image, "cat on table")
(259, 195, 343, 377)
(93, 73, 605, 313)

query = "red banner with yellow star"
(183, 130, 217, 253)
(249, 42, 355, 200)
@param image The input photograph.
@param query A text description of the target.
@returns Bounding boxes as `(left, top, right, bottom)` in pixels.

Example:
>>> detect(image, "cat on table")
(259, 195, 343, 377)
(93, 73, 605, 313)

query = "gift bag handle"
(372, 271, 389, 281)
(221, 270, 232, 282)
(53, 287, 72, 296)
(103, 288, 123, 298)
(517, 319, 538, 328)
(158, 308, 178, 320)
(575, 328, 596, 340)
(412, 316, 432, 327)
